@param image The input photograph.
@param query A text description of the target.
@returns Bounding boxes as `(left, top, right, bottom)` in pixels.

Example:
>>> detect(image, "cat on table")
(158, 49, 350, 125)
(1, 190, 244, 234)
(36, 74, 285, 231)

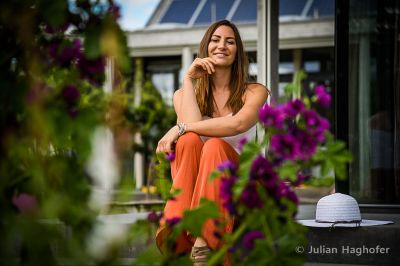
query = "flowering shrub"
(0, 1, 139, 265)
(150, 82, 352, 266)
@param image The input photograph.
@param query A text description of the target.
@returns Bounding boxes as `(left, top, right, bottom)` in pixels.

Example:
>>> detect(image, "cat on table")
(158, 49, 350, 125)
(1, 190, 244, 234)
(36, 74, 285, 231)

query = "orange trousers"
(156, 132, 239, 256)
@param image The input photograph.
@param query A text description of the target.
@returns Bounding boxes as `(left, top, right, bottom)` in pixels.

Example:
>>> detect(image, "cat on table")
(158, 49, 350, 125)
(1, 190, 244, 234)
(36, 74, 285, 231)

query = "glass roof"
(159, 0, 200, 24)
(157, 0, 334, 26)
(231, 0, 257, 23)
(194, 0, 236, 25)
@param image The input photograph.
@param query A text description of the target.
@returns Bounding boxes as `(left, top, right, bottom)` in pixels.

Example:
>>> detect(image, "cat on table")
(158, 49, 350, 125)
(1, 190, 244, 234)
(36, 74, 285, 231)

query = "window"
(336, 0, 400, 204)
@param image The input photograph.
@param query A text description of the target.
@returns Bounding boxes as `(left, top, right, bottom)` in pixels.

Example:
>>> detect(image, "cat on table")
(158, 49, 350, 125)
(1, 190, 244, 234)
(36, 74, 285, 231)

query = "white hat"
(297, 193, 393, 227)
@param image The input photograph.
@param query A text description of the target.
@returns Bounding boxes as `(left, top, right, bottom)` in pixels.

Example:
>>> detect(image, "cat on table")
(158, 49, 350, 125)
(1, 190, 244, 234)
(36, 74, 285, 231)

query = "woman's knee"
(176, 132, 202, 147)
(202, 138, 229, 154)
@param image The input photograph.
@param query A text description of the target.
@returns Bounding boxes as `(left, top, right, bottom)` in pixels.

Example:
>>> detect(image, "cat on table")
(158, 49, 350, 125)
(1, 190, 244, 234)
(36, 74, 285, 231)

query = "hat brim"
(297, 219, 393, 227)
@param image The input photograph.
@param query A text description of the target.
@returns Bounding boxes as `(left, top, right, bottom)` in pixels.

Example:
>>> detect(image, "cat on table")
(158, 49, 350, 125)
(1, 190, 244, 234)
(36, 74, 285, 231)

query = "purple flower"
(12, 193, 38, 214)
(48, 39, 82, 67)
(294, 172, 311, 186)
(290, 128, 318, 160)
(284, 99, 305, 118)
(250, 155, 278, 188)
(166, 152, 175, 162)
(62, 85, 80, 104)
(302, 110, 319, 127)
(166, 217, 181, 227)
(242, 230, 265, 250)
(240, 181, 264, 209)
(270, 134, 300, 160)
(302, 110, 330, 142)
(314, 85, 331, 108)
(259, 104, 285, 129)
(218, 160, 238, 174)
(274, 182, 299, 205)
(77, 55, 106, 86)
(220, 175, 238, 215)
(314, 117, 330, 142)
(237, 137, 248, 152)
(147, 211, 162, 223)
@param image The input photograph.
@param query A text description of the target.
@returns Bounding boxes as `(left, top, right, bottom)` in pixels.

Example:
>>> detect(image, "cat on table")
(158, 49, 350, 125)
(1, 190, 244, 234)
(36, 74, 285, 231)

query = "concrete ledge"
(298, 204, 400, 266)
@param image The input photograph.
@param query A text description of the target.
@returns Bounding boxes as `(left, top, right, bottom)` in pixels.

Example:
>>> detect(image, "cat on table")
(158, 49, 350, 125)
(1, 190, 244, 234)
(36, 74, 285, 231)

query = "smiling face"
(208, 25, 237, 67)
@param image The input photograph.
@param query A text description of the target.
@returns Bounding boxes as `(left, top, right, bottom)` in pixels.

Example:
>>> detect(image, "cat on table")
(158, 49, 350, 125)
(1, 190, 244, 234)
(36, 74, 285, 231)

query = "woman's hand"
(186, 57, 217, 79)
(156, 125, 180, 153)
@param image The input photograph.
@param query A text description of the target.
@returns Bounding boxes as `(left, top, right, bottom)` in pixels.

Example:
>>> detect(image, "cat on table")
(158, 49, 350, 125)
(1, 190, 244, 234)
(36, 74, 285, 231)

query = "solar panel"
(157, 0, 334, 26)
(160, 0, 201, 24)
(279, 0, 308, 16)
(306, 0, 334, 17)
(231, 0, 257, 23)
(194, 0, 235, 25)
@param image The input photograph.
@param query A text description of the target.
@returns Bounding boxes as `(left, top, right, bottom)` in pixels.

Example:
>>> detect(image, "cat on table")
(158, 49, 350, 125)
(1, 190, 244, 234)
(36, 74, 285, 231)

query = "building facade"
(126, 0, 400, 206)
(126, 0, 335, 105)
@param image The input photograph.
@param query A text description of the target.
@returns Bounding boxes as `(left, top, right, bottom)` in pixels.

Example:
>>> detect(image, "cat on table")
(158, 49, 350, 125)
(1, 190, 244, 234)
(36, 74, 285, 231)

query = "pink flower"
(314, 85, 331, 108)
(284, 99, 305, 118)
(259, 104, 285, 129)
(166, 152, 175, 162)
(12, 193, 38, 214)
(237, 137, 248, 152)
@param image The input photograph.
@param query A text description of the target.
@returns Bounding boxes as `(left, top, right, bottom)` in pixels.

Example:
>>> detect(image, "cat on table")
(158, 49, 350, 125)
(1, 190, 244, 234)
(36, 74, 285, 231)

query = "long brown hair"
(195, 20, 249, 117)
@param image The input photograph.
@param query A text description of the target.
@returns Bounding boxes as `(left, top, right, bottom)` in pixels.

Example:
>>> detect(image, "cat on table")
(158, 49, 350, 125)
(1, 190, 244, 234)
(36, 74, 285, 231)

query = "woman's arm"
(176, 77, 202, 122)
(175, 58, 217, 123)
(157, 83, 268, 153)
(186, 83, 268, 136)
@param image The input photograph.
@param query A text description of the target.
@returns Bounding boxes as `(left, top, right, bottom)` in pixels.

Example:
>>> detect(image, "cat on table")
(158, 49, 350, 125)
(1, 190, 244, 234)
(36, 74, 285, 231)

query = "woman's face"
(207, 25, 237, 67)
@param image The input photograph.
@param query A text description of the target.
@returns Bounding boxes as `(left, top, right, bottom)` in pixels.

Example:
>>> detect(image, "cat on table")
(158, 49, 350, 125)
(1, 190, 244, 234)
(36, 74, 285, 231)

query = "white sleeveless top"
(200, 113, 257, 154)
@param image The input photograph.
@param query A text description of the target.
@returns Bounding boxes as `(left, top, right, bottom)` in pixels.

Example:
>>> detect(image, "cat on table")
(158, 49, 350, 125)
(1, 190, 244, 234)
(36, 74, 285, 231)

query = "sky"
(115, 0, 160, 31)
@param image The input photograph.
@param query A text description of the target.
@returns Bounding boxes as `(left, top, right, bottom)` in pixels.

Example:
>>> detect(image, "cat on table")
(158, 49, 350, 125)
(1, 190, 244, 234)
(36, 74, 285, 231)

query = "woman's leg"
(156, 132, 204, 254)
(190, 138, 239, 250)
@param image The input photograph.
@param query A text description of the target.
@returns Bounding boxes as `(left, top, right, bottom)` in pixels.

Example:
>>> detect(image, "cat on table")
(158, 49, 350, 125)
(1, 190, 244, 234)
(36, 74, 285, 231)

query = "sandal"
(191, 245, 210, 265)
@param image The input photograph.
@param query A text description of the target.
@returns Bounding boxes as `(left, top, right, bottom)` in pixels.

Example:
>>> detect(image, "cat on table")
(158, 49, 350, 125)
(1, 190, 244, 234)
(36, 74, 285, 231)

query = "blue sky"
(115, 0, 160, 31)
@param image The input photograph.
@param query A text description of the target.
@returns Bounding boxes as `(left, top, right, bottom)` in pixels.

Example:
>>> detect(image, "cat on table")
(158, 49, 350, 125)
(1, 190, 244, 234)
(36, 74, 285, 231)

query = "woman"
(156, 20, 269, 264)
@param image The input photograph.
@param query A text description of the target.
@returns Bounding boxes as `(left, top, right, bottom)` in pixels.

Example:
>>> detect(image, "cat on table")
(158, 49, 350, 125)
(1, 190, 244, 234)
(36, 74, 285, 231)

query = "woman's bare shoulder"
(246, 82, 269, 93)
(174, 88, 183, 98)
(244, 82, 270, 101)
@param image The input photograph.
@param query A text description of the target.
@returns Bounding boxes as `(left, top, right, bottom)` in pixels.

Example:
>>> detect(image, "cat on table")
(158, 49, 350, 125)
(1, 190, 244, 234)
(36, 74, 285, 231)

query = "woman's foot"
(191, 238, 210, 266)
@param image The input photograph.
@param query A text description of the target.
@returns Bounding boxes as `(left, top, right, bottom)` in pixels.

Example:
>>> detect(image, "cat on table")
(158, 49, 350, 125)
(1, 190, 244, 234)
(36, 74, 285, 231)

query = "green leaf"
(180, 199, 220, 236)
(277, 161, 300, 181)
(238, 141, 261, 178)
(209, 170, 221, 181)
(134, 245, 164, 266)
(84, 26, 102, 59)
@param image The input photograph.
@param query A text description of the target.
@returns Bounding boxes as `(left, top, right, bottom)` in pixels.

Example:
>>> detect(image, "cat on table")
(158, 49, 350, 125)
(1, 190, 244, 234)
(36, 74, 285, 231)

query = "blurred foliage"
(0, 0, 146, 265)
(126, 80, 176, 159)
